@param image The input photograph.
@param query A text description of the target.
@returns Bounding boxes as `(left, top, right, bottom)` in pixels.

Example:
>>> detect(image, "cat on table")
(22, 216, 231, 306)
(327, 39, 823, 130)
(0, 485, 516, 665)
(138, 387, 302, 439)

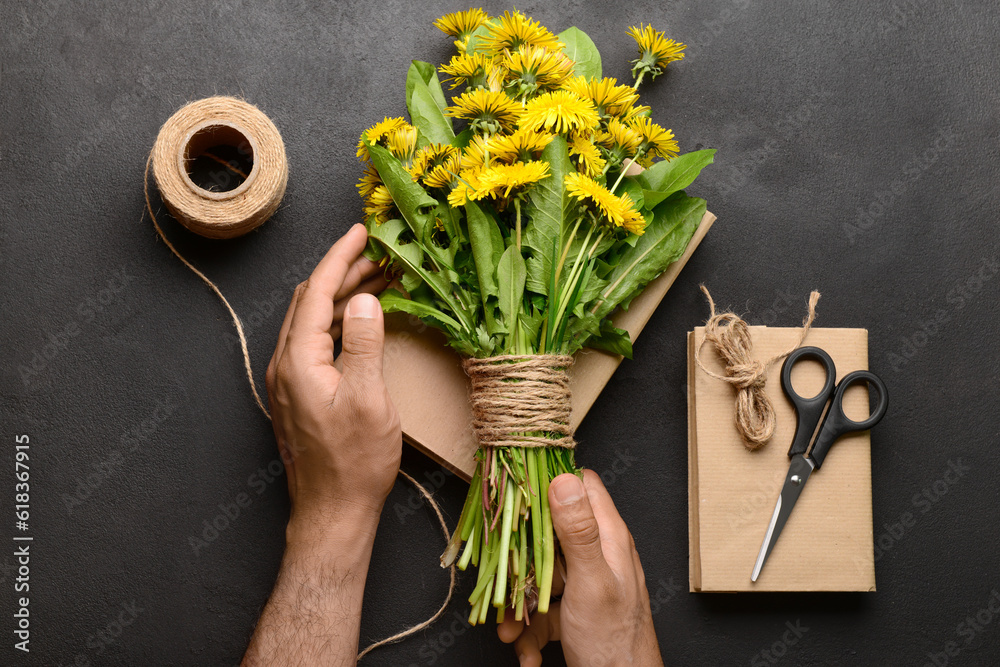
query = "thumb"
(549, 473, 612, 577)
(340, 293, 385, 384)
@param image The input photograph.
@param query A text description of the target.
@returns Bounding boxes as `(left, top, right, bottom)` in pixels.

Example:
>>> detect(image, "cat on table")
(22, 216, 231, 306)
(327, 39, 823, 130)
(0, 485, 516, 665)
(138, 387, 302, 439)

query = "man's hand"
(266, 222, 400, 536)
(498, 470, 664, 667)
(244, 223, 398, 667)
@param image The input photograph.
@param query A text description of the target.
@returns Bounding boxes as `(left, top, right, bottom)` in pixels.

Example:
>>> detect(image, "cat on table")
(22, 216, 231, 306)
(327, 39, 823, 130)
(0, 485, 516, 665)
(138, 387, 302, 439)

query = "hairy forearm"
(243, 508, 380, 667)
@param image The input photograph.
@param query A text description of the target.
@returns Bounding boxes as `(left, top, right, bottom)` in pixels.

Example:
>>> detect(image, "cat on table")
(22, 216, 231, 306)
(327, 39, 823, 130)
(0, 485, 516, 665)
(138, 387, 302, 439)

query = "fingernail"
(347, 293, 379, 319)
(551, 474, 584, 505)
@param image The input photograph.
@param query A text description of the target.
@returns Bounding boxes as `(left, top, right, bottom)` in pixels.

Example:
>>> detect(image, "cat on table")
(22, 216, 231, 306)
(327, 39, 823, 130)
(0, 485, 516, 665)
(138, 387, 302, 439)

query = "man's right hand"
(498, 470, 664, 667)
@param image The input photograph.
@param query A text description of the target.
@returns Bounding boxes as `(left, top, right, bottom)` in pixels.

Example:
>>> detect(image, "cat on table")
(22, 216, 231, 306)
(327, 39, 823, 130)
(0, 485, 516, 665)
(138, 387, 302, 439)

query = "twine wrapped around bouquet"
(463, 355, 576, 450)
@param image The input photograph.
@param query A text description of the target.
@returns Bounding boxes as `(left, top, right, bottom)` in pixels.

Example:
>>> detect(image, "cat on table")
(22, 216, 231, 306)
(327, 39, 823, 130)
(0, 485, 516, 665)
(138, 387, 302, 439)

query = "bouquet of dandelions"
(358, 9, 714, 625)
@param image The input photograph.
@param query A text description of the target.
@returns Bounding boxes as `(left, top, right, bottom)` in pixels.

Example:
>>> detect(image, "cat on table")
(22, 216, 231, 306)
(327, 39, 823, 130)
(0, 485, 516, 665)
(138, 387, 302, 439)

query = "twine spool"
(151, 96, 288, 239)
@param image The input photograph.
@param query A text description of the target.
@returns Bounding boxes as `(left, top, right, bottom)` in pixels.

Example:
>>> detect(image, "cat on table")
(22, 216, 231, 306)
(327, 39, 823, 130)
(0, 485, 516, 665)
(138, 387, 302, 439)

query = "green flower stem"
(609, 147, 647, 194)
(516, 524, 528, 621)
(633, 70, 646, 90)
(514, 198, 523, 249)
(493, 479, 515, 607)
(458, 518, 478, 570)
(551, 224, 596, 333)
(528, 449, 544, 588)
(537, 452, 555, 614)
(479, 578, 495, 625)
(468, 592, 483, 625)
(470, 526, 499, 603)
(553, 215, 585, 287)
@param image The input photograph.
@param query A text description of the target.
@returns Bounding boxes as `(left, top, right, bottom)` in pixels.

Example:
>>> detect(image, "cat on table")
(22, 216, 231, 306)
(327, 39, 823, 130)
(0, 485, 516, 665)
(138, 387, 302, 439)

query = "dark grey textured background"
(3, 0, 999, 665)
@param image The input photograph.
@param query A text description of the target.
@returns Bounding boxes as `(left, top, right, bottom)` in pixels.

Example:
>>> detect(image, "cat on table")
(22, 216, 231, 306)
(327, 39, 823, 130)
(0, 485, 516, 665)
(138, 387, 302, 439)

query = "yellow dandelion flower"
(461, 134, 494, 170)
(357, 162, 382, 198)
(440, 52, 494, 89)
(489, 127, 556, 163)
(471, 160, 551, 199)
(480, 10, 563, 55)
(387, 125, 417, 162)
(423, 154, 462, 189)
(364, 185, 398, 225)
(447, 168, 485, 207)
(446, 88, 523, 134)
(563, 76, 640, 119)
(616, 103, 652, 124)
(486, 64, 507, 92)
(627, 116, 678, 160)
(564, 171, 616, 215)
(627, 24, 686, 82)
(619, 197, 647, 235)
(596, 118, 642, 156)
(434, 8, 490, 42)
(503, 44, 573, 96)
(356, 117, 408, 162)
(409, 143, 460, 181)
(564, 172, 646, 234)
(568, 134, 606, 177)
(520, 90, 600, 135)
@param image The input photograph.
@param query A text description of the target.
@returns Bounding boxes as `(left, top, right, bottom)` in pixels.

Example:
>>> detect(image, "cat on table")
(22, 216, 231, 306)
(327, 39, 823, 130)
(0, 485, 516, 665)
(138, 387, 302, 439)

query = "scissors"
(750, 346, 888, 582)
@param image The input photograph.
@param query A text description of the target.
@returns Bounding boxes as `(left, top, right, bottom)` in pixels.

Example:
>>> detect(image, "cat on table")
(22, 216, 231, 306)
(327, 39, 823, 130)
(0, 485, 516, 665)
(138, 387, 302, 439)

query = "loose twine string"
(694, 285, 821, 450)
(145, 97, 455, 661)
(463, 355, 577, 450)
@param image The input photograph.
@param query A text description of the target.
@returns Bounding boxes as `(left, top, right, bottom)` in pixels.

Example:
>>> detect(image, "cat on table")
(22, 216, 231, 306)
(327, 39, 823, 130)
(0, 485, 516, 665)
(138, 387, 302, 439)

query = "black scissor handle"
(781, 346, 837, 458)
(809, 370, 889, 469)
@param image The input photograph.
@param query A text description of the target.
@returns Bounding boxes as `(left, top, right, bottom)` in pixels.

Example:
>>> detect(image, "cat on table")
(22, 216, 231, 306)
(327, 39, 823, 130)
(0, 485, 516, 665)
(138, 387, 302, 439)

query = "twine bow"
(695, 285, 821, 451)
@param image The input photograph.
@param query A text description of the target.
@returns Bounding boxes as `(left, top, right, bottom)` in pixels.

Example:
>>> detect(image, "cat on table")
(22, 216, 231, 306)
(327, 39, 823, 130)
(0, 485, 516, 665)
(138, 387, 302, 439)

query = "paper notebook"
(688, 326, 876, 592)
(380, 211, 715, 480)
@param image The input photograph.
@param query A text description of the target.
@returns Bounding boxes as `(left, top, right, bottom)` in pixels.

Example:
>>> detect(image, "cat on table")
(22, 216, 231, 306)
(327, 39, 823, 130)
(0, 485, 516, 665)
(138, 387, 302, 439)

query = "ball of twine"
(695, 285, 820, 451)
(463, 354, 577, 450)
(151, 96, 288, 239)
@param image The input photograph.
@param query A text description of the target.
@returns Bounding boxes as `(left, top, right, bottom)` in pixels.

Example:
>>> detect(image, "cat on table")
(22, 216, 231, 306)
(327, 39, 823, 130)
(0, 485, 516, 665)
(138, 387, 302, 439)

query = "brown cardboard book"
(381, 210, 716, 481)
(688, 326, 876, 592)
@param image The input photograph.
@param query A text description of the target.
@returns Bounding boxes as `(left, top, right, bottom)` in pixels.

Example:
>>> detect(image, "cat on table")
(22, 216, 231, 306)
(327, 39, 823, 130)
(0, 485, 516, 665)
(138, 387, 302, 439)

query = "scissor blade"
(750, 455, 815, 582)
